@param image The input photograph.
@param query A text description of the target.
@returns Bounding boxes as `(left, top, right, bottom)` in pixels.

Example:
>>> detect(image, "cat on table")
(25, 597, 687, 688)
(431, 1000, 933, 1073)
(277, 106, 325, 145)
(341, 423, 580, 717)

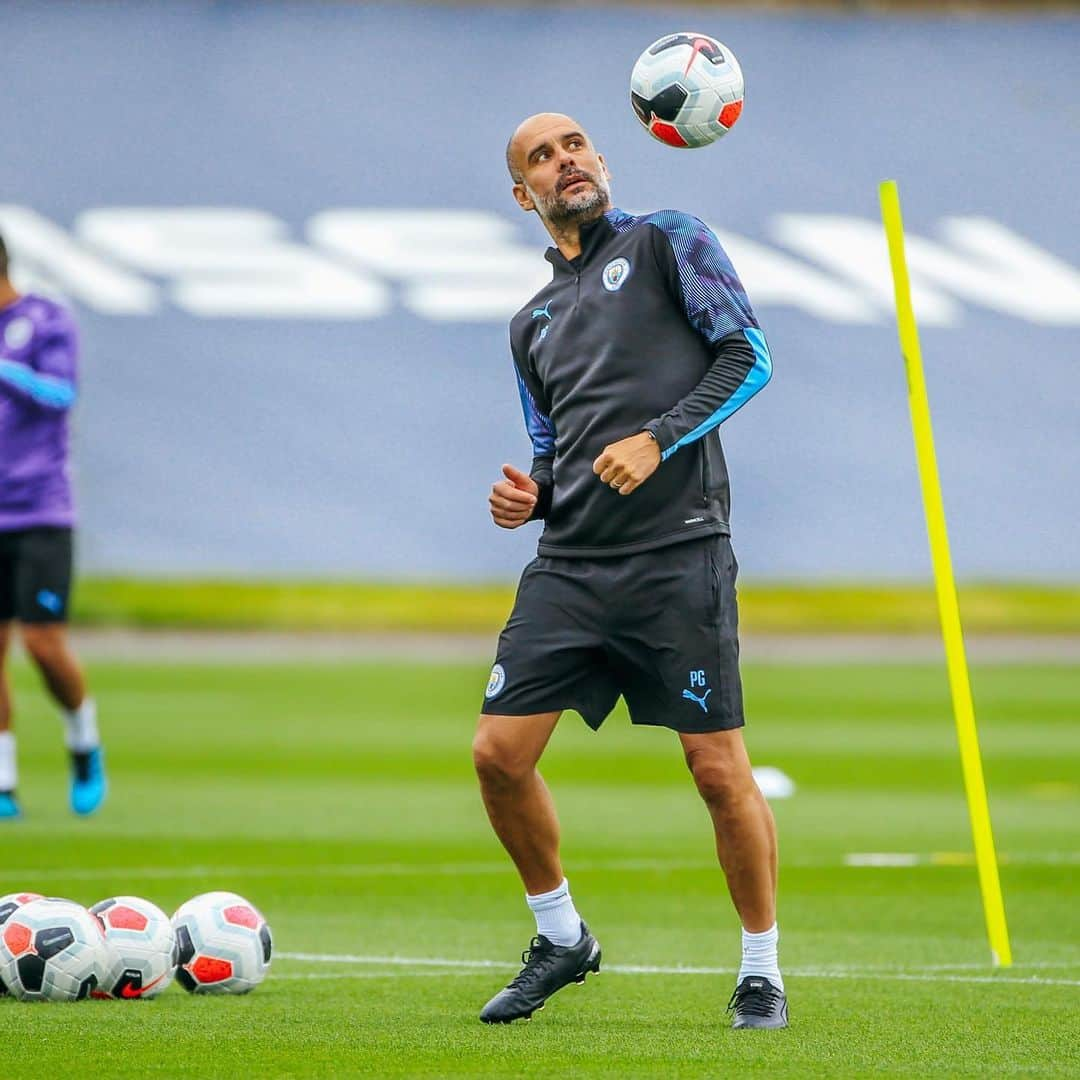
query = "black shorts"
(0, 527, 74, 624)
(482, 535, 743, 734)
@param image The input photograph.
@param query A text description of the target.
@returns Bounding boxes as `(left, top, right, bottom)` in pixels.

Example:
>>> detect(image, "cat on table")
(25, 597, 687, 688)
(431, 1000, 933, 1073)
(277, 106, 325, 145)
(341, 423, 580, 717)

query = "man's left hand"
(593, 432, 661, 496)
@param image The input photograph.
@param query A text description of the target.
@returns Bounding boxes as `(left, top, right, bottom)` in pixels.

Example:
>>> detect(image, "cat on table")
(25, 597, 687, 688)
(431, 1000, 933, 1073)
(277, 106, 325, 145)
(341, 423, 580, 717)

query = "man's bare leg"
(0, 622, 13, 733)
(680, 727, 777, 931)
(472, 711, 563, 895)
(473, 710, 601, 1023)
(19, 623, 85, 711)
(0, 623, 17, 813)
(20, 623, 104, 815)
(681, 726, 787, 1027)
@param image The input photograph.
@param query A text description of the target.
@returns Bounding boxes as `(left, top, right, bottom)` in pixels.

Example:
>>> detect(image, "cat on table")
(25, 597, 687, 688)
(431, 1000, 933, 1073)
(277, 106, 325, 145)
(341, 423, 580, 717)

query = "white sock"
(526, 878, 583, 947)
(62, 697, 100, 753)
(0, 732, 16, 791)
(738, 923, 784, 991)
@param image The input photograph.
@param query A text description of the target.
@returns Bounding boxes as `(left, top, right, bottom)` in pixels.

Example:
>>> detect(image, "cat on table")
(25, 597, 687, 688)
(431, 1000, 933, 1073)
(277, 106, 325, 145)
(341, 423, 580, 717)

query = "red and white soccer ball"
(90, 895, 177, 999)
(0, 893, 44, 997)
(630, 31, 745, 148)
(172, 891, 272, 994)
(0, 892, 44, 923)
(0, 897, 113, 1001)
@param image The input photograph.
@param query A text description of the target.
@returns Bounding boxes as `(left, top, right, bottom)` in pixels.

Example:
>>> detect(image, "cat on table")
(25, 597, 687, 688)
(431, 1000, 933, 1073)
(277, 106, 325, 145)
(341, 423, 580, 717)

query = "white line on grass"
(6, 851, 1079, 883)
(900, 960, 1080, 971)
(845, 853, 921, 867)
(275, 971, 479, 981)
(275, 952, 1080, 988)
(280, 953, 508, 969)
(845, 852, 1080, 867)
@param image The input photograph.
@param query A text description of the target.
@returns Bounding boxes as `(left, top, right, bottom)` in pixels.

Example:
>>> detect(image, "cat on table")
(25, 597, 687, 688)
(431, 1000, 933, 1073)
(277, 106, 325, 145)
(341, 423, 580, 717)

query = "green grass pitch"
(2, 657, 1078, 1077)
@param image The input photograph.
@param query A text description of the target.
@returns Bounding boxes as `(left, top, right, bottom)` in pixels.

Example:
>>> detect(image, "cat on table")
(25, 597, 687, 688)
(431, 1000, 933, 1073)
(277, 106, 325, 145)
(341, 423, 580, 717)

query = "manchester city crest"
(3, 317, 34, 350)
(601, 257, 631, 292)
(485, 663, 506, 699)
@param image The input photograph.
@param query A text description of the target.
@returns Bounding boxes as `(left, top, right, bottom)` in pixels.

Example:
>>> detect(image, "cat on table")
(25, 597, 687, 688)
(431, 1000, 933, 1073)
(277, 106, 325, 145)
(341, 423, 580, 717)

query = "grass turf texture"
(73, 578, 1080, 634)
(1, 659, 1078, 1077)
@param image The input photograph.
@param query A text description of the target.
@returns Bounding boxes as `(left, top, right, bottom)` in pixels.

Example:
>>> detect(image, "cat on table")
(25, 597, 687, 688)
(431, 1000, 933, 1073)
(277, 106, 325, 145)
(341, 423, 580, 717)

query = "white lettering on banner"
(1, 206, 1075, 326)
(709, 227, 880, 324)
(933, 218, 1080, 325)
(308, 209, 549, 321)
(773, 214, 1080, 327)
(75, 208, 390, 319)
(309, 210, 540, 277)
(0, 204, 159, 314)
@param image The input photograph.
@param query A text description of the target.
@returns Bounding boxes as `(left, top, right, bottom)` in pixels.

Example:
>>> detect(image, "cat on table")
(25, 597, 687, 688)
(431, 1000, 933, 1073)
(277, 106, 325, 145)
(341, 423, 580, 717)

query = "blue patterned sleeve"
(511, 340, 556, 519)
(514, 366, 555, 460)
(644, 211, 772, 459)
(650, 210, 759, 343)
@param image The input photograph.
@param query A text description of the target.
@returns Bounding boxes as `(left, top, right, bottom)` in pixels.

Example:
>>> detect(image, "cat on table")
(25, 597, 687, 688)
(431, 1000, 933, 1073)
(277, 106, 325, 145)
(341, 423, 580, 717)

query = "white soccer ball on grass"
(0, 897, 114, 1001)
(172, 890, 272, 994)
(90, 895, 177, 999)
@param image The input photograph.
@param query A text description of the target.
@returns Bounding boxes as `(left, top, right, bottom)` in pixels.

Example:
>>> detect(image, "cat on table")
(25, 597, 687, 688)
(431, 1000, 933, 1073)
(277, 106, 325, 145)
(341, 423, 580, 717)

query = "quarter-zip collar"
(543, 208, 621, 275)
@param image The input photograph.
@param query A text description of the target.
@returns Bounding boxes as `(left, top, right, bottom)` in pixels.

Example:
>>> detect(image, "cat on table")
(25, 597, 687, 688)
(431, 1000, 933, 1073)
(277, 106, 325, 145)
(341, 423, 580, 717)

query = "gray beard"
(529, 173, 612, 229)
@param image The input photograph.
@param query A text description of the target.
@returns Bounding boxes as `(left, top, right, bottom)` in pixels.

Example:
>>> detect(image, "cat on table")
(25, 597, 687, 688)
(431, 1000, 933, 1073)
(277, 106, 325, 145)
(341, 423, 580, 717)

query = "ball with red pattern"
(0, 893, 44, 996)
(171, 891, 272, 995)
(0, 892, 44, 925)
(630, 31, 744, 148)
(90, 895, 177, 999)
(0, 897, 114, 1001)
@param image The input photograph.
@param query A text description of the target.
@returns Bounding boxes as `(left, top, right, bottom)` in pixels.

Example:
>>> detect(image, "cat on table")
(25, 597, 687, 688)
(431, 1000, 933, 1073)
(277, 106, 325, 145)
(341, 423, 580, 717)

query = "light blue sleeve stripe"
(0, 359, 77, 409)
(660, 327, 772, 461)
(515, 368, 555, 457)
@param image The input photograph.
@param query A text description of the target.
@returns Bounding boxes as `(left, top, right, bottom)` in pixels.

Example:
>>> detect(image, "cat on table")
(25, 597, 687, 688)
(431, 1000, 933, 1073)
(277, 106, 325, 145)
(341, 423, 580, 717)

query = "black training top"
(510, 206, 772, 558)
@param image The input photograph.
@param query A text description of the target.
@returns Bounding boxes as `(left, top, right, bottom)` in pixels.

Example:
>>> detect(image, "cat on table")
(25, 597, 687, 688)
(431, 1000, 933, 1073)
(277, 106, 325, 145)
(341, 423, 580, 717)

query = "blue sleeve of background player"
(643, 211, 772, 460)
(0, 359, 75, 409)
(0, 306, 79, 411)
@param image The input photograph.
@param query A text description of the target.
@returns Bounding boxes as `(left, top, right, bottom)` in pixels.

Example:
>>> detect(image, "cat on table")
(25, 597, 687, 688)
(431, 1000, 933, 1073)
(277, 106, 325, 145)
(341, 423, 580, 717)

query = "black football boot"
(727, 975, 789, 1029)
(479, 923, 601, 1023)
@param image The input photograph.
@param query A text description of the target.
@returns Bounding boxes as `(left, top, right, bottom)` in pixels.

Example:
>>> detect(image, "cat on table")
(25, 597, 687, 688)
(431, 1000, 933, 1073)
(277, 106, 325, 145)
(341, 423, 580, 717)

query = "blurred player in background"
(0, 230, 106, 819)
(473, 114, 784, 1029)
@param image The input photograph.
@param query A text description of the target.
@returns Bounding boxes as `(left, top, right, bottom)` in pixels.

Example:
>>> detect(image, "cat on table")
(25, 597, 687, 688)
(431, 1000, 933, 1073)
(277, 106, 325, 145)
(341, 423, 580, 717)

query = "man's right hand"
(489, 464, 540, 529)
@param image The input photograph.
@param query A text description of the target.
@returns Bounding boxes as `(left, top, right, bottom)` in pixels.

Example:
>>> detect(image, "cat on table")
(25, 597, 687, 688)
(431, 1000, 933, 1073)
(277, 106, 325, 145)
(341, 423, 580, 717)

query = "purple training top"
(0, 293, 80, 531)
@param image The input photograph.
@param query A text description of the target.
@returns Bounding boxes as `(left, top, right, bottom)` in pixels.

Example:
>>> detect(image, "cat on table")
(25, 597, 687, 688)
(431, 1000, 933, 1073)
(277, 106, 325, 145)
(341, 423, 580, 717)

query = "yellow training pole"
(878, 180, 1012, 968)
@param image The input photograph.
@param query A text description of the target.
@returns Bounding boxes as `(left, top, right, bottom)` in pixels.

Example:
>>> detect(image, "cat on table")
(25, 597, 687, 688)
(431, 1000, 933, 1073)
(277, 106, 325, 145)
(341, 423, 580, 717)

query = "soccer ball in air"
(630, 31, 744, 148)
(0, 897, 113, 1001)
(172, 891, 272, 994)
(90, 895, 177, 999)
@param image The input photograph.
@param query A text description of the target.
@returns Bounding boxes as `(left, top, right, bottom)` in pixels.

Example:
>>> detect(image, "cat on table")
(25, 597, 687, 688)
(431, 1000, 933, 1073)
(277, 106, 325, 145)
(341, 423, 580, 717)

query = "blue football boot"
(0, 790, 21, 820)
(70, 747, 107, 815)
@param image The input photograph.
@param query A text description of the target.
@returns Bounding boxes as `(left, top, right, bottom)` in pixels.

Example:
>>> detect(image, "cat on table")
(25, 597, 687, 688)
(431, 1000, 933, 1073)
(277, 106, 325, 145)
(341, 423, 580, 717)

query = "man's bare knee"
(685, 746, 751, 809)
(20, 625, 64, 667)
(473, 712, 557, 791)
(472, 727, 534, 790)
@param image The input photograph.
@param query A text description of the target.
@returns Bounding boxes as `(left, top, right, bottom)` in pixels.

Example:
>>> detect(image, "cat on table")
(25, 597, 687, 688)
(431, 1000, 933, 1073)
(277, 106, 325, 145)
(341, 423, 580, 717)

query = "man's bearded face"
(528, 164, 612, 226)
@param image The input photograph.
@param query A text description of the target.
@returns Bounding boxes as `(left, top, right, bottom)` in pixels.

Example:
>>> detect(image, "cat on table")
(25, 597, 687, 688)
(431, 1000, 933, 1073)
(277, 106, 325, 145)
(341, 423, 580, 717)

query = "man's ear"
(512, 182, 535, 213)
(598, 154, 612, 182)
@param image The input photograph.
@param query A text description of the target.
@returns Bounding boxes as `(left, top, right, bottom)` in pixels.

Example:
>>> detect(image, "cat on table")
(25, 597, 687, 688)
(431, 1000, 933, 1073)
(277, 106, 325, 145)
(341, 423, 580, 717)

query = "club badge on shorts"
(485, 664, 506, 699)
(601, 257, 631, 292)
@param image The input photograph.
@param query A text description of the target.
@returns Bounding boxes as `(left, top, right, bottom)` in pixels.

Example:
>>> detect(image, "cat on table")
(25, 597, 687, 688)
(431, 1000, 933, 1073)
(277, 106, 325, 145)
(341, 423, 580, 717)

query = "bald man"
(473, 114, 784, 1029)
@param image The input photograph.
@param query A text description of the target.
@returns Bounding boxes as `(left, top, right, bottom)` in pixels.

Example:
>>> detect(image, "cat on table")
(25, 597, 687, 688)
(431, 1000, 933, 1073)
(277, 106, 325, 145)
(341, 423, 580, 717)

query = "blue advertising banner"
(3, 2, 1077, 579)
